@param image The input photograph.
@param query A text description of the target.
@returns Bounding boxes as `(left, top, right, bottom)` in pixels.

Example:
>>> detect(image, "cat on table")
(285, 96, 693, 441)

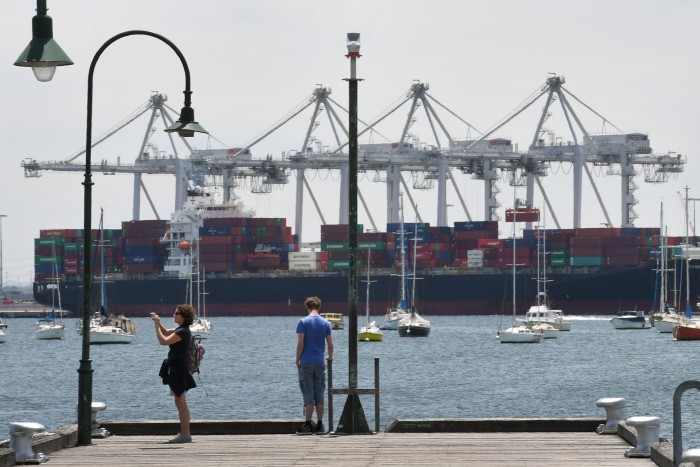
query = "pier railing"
(673, 379, 700, 466)
(327, 357, 380, 433)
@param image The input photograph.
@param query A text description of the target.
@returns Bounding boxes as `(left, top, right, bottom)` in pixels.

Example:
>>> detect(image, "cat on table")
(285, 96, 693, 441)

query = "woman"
(151, 304, 197, 443)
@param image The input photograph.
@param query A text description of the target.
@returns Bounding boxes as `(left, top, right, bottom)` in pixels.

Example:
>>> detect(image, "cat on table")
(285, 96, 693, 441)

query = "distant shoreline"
(0, 303, 73, 318)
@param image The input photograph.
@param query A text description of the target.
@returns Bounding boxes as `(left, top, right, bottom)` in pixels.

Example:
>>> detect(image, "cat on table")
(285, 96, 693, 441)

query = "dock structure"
(0, 419, 665, 466)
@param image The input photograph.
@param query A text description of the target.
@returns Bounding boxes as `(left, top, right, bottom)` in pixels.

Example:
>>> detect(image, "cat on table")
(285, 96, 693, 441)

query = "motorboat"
(672, 318, 700, 341)
(611, 310, 650, 330)
(0, 318, 6, 343)
(321, 312, 345, 330)
(523, 303, 571, 332)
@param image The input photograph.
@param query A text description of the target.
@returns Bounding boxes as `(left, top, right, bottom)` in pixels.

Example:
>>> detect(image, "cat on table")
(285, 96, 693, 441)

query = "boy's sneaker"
(296, 421, 315, 435)
(168, 433, 192, 444)
(314, 421, 326, 434)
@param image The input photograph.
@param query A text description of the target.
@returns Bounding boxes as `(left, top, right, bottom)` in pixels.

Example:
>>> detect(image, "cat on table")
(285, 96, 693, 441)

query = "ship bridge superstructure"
(21, 76, 685, 242)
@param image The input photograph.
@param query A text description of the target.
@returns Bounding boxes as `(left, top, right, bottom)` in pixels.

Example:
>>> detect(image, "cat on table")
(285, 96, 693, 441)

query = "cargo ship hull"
(33, 263, 699, 317)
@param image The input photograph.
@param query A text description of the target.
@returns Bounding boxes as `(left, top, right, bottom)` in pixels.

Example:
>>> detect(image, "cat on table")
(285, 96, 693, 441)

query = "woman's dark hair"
(176, 304, 195, 326)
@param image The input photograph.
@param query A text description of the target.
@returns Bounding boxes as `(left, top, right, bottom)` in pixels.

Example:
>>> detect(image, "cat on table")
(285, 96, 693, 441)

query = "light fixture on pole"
(336, 32, 370, 434)
(14, 0, 73, 82)
(77, 30, 207, 446)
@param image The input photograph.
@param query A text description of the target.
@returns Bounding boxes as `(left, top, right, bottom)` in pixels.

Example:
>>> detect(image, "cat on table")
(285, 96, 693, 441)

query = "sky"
(2, 0, 699, 287)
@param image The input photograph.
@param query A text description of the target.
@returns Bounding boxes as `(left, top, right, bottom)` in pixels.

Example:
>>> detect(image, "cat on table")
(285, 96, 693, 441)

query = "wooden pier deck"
(36, 431, 655, 466)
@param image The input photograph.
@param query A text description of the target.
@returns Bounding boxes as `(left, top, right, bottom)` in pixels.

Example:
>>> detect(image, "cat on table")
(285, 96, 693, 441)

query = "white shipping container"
(467, 249, 484, 258)
(289, 251, 321, 261)
(289, 260, 319, 271)
(467, 258, 484, 267)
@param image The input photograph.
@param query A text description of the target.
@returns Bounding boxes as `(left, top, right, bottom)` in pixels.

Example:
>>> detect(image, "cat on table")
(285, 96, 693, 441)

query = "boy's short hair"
(304, 296, 321, 311)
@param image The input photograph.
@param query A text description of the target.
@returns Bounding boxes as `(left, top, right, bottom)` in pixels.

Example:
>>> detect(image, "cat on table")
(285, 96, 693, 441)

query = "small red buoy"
(179, 241, 191, 250)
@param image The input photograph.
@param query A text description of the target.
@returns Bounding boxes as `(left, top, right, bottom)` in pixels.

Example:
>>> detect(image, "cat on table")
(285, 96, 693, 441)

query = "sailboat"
(380, 194, 411, 330)
(81, 209, 136, 344)
(652, 203, 681, 333)
(186, 244, 210, 339)
(673, 188, 700, 340)
(521, 222, 566, 336)
(358, 248, 383, 342)
(35, 240, 66, 340)
(398, 208, 431, 337)
(497, 190, 543, 344)
(0, 316, 6, 343)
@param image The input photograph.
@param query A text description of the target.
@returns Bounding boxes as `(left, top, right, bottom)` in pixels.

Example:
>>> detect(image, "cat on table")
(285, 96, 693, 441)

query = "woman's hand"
(150, 312, 160, 323)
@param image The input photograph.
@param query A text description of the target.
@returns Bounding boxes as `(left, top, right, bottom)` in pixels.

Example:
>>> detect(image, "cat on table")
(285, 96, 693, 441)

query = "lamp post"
(336, 32, 370, 434)
(14, 0, 73, 82)
(77, 30, 207, 446)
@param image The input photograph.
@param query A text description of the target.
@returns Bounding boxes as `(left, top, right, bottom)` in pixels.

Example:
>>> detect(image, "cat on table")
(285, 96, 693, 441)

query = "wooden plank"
(40, 432, 655, 466)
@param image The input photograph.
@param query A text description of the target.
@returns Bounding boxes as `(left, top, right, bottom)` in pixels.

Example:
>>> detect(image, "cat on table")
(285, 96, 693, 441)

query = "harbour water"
(2, 315, 700, 446)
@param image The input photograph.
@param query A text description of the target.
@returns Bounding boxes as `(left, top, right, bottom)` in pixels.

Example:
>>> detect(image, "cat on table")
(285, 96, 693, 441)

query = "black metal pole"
(337, 34, 369, 434)
(77, 30, 194, 446)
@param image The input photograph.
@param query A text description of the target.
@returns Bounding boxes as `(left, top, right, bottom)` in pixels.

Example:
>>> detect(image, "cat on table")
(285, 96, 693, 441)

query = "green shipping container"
(35, 238, 65, 247)
(358, 241, 386, 250)
(328, 260, 362, 269)
(322, 242, 348, 251)
(569, 256, 604, 267)
(550, 249, 569, 258)
(64, 243, 82, 251)
(550, 257, 567, 267)
(35, 256, 61, 265)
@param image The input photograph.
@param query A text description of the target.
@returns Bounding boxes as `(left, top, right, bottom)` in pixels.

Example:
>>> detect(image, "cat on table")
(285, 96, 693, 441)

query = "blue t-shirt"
(296, 314, 332, 365)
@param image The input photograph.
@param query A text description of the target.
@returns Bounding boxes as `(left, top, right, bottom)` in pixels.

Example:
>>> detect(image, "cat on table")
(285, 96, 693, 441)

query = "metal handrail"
(327, 357, 380, 433)
(673, 380, 700, 466)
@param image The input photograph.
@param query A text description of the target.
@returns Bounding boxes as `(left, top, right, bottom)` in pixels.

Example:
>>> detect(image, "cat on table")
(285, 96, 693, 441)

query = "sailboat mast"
(659, 202, 665, 313)
(99, 208, 106, 310)
(512, 186, 517, 324)
(399, 194, 407, 307)
(365, 248, 371, 325)
(411, 205, 418, 309)
(685, 187, 691, 313)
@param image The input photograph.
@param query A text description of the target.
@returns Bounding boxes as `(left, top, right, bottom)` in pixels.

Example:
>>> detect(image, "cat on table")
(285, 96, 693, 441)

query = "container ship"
(32, 195, 700, 317)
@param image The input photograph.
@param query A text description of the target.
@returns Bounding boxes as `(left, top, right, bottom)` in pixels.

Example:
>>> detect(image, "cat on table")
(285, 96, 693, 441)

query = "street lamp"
(336, 32, 370, 434)
(14, 0, 73, 82)
(77, 30, 207, 446)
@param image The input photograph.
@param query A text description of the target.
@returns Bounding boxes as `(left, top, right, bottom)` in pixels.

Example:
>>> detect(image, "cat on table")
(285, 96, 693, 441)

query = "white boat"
(88, 313, 137, 344)
(650, 203, 679, 333)
(35, 310, 65, 340)
(521, 224, 570, 333)
(35, 242, 66, 340)
(0, 318, 6, 343)
(380, 195, 411, 330)
(359, 249, 382, 342)
(611, 310, 650, 330)
(80, 209, 137, 344)
(497, 192, 542, 344)
(530, 322, 559, 339)
(188, 267, 211, 339)
(523, 303, 571, 332)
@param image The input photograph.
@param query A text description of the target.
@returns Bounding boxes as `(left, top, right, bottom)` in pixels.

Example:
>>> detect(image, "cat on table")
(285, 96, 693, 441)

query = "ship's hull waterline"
(34, 262, 697, 317)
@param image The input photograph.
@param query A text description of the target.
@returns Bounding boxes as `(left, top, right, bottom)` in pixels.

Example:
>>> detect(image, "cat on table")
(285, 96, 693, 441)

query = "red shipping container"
(570, 246, 604, 256)
(199, 235, 234, 245)
(505, 207, 539, 222)
(606, 245, 645, 256)
(606, 256, 645, 266)
(454, 230, 491, 240)
(199, 261, 230, 272)
(477, 238, 504, 249)
(570, 237, 603, 247)
(606, 236, 643, 246)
